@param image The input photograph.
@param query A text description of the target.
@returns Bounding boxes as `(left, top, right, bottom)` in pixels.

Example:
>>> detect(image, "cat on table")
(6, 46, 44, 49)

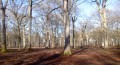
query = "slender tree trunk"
(45, 32, 48, 48)
(28, 0, 32, 50)
(59, 36, 62, 47)
(48, 32, 51, 48)
(63, 0, 71, 55)
(86, 32, 89, 46)
(22, 25, 26, 49)
(1, 8, 7, 53)
(0, 23, 1, 44)
(51, 27, 54, 48)
(17, 21, 21, 50)
(46, 31, 50, 48)
(52, 27, 56, 48)
(72, 17, 75, 48)
(39, 35, 41, 47)
(46, 14, 51, 48)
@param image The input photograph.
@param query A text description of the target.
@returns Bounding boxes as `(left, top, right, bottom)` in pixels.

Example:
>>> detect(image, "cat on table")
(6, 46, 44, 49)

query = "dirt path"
(33, 47, 120, 65)
(67, 48, 120, 65)
(0, 47, 120, 65)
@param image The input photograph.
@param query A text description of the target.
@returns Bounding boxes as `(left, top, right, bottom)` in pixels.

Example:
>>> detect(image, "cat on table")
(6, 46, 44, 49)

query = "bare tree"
(93, 0, 108, 48)
(6, 0, 26, 50)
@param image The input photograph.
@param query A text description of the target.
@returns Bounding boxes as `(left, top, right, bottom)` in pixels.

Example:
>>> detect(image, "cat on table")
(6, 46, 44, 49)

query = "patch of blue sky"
(77, 0, 118, 17)
(75, 0, 119, 28)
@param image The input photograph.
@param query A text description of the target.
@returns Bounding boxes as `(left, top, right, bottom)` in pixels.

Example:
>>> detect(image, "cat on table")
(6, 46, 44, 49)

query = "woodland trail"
(0, 47, 120, 65)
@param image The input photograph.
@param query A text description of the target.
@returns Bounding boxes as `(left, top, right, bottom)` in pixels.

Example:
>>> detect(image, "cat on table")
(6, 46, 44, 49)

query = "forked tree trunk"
(96, 0, 108, 48)
(63, 0, 71, 55)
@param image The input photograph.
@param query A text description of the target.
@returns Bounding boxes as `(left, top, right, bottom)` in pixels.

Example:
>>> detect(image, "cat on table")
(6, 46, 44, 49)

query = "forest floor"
(0, 46, 120, 65)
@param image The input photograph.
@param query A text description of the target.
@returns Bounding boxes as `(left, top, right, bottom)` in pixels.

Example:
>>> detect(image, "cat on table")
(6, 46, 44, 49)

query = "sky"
(74, 0, 119, 29)
(77, 0, 118, 17)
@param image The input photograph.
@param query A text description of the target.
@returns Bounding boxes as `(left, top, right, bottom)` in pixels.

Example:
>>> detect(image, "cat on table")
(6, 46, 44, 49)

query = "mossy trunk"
(63, 44, 71, 56)
(1, 5, 7, 53)
(1, 44, 7, 53)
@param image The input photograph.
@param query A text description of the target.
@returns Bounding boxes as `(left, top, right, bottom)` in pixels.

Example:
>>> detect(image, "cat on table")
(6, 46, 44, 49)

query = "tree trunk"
(39, 35, 41, 47)
(63, 0, 71, 56)
(1, 8, 7, 53)
(101, 0, 108, 48)
(96, 0, 108, 48)
(22, 25, 26, 49)
(46, 32, 50, 48)
(28, 0, 32, 50)
(85, 32, 89, 46)
(0, 23, 1, 44)
(59, 36, 62, 47)
(48, 32, 51, 48)
(72, 17, 75, 48)
(17, 21, 21, 50)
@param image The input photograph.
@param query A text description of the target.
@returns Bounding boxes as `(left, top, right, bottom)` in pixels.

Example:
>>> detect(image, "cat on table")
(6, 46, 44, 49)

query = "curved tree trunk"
(63, 0, 71, 56)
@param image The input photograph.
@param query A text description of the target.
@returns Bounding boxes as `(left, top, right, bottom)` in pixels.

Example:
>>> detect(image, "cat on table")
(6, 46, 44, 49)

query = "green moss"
(1, 49, 7, 53)
(63, 50, 72, 56)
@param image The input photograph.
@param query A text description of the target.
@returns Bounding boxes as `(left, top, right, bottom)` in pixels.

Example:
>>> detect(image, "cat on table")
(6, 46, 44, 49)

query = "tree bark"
(96, 0, 108, 48)
(17, 21, 21, 50)
(28, 0, 32, 50)
(1, 8, 7, 53)
(46, 31, 50, 48)
(72, 17, 76, 48)
(0, 0, 8, 53)
(0, 23, 1, 43)
(102, 0, 108, 48)
(63, 0, 71, 55)
(22, 25, 26, 49)
(39, 35, 41, 47)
